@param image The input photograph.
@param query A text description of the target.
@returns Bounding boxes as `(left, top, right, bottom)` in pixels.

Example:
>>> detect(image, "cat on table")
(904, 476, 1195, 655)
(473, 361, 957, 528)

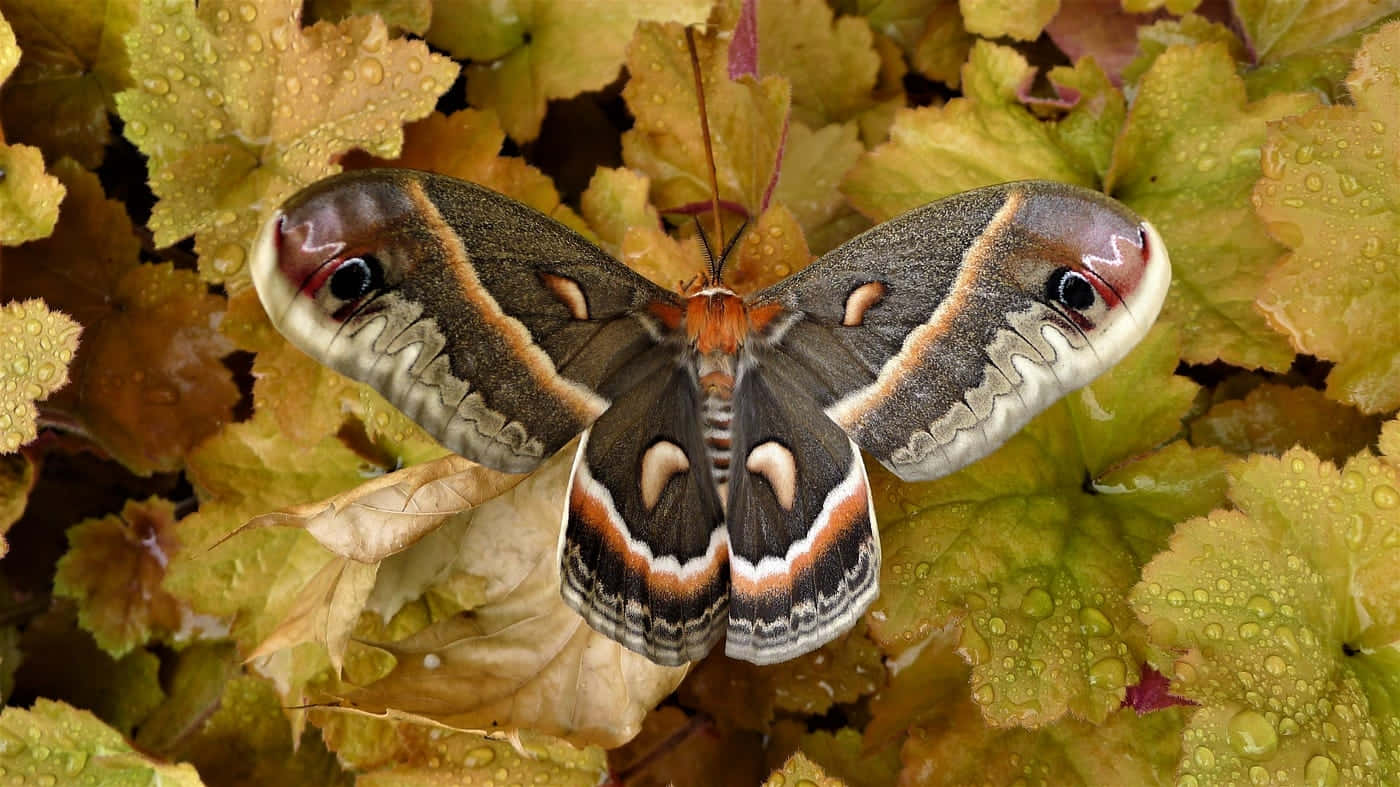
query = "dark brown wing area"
(251, 169, 678, 473)
(561, 357, 729, 666)
(724, 361, 878, 665)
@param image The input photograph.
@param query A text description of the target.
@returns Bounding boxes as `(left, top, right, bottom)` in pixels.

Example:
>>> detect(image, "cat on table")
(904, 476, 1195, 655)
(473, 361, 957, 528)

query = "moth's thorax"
(681, 287, 783, 355)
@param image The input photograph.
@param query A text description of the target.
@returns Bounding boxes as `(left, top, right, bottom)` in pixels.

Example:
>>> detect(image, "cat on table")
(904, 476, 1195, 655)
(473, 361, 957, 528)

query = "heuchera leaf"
(356, 108, 591, 236)
(3, 161, 237, 475)
(842, 41, 1095, 222)
(0, 9, 67, 246)
(1190, 382, 1383, 464)
(756, 0, 881, 128)
(771, 120, 869, 255)
(870, 629, 1183, 784)
(1044, 0, 1156, 85)
(15, 605, 166, 736)
(763, 752, 845, 787)
(609, 705, 767, 785)
(1105, 42, 1318, 370)
(115, 0, 458, 286)
(0, 453, 36, 558)
(1234, 0, 1400, 63)
(0, 299, 80, 454)
(0, 699, 205, 786)
(959, 0, 1059, 41)
(307, 0, 432, 35)
(1133, 438, 1400, 784)
(1254, 23, 1400, 413)
(54, 496, 219, 657)
(621, 20, 790, 219)
(838, 0, 972, 88)
(1120, 14, 1246, 88)
(356, 728, 608, 787)
(161, 672, 350, 785)
(0, 0, 137, 168)
(163, 407, 382, 650)
(425, 0, 711, 143)
(868, 325, 1230, 726)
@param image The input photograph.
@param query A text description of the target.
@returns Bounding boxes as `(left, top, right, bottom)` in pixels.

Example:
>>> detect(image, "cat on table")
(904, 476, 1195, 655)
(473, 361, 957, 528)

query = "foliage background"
(1, 0, 1399, 784)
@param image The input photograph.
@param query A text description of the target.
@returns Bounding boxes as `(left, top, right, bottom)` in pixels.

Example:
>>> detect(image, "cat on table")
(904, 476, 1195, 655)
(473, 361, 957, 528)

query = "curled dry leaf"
(253, 449, 687, 748)
(241, 454, 526, 563)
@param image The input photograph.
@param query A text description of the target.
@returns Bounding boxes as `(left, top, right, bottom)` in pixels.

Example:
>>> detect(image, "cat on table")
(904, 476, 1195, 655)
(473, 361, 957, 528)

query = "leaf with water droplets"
(306, 0, 431, 35)
(0, 143, 66, 245)
(0, 299, 80, 455)
(354, 108, 591, 236)
(764, 751, 845, 787)
(162, 406, 379, 650)
(0, 699, 206, 786)
(1235, 0, 1400, 63)
(757, 0, 882, 128)
(1106, 42, 1318, 371)
(960, 0, 1059, 41)
(1191, 382, 1383, 463)
(0, 0, 138, 168)
(772, 121, 869, 255)
(355, 727, 607, 787)
(1255, 23, 1400, 413)
(425, 0, 710, 143)
(868, 324, 1230, 727)
(842, 41, 1097, 222)
(115, 0, 458, 286)
(1134, 439, 1400, 785)
(622, 19, 790, 221)
(54, 496, 218, 658)
(3, 161, 237, 475)
(872, 624, 1183, 783)
(159, 672, 350, 784)
(787, 727, 900, 787)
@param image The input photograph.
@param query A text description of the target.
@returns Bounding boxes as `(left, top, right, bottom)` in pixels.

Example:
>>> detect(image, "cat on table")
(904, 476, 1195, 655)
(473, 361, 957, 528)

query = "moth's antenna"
(695, 217, 716, 271)
(686, 26, 725, 285)
(713, 218, 749, 282)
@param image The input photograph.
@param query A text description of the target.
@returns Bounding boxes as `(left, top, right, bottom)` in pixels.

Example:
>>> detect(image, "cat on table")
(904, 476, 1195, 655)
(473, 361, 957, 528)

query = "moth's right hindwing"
(250, 169, 676, 474)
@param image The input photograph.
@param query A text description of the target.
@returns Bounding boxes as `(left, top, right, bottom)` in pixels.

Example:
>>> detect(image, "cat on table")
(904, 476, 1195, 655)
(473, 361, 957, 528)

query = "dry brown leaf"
(242, 455, 525, 562)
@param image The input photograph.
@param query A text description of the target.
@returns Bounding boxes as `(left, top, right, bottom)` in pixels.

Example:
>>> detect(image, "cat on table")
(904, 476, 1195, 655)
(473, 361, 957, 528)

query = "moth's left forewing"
(750, 181, 1171, 483)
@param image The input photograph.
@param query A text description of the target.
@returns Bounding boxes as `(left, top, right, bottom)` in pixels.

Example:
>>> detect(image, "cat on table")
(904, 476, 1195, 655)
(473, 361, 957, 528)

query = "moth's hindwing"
(749, 180, 1172, 482)
(724, 361, 878, 665)
(560, 357, 729, 666)
(250, 168, 676, 474)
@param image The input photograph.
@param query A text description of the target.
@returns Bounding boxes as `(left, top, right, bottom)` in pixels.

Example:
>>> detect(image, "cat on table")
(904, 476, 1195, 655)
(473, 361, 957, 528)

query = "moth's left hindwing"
(250, 169, 676, 473)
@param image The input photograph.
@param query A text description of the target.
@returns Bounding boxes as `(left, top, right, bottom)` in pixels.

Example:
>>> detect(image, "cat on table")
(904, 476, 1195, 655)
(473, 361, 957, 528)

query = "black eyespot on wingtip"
(1047, 267, 1096, 311)
(329, 254, 384, 301)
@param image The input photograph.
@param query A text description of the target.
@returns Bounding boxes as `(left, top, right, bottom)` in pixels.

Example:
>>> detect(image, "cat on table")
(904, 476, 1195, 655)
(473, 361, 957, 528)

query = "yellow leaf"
(426, 0, 711, 142)
(0, 299, 80, 454)
(115, 0, 458, 286)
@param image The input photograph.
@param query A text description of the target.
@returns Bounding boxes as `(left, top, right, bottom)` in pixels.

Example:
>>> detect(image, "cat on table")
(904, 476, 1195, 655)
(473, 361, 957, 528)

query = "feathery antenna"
(686, 27, 726, 285)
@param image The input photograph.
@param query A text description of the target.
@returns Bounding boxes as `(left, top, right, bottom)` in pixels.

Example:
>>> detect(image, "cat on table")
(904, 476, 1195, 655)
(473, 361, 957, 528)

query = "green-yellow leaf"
(1190, 382, 1383, 463)
(758, 0, 881, 127)
(426, 0, 711, 143)
(0, 0, 138, 168)
(0, 699, 205, 786)
(1134, 440, 1400, 784)
(1234, 0, 1400, 63)
(115, 0, 458, 286)
(959, 0, 1058, 41)
(357, 729, 607, 787)
(55, 496, 217, 657)
(0, 143, 65, 245)
(621, 20, 790, 219)
(0, 299, 80, 454)
(1106, 42, 1318, 370)
(842, 41, 1094, 222)
(1255, 23, 1400, 413)
(868, 325, 1228, 726)
(3, 162, 237, 474)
